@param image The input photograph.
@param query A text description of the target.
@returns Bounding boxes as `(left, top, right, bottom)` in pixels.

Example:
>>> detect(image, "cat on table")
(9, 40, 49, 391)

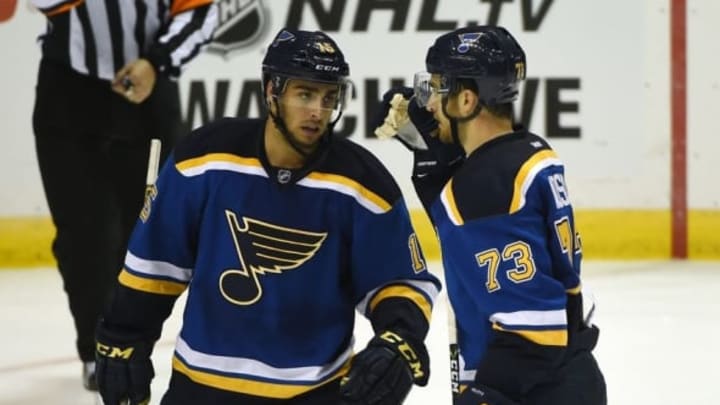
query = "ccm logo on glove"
(379, 330, 424, 380)
(96, 343, 135, 359)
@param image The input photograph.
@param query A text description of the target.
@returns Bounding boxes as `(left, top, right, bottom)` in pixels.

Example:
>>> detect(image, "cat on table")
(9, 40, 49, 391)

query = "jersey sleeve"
(145, 0, 218, 78)
(103, 150, 205, 338)
(350, 194, 441, 340)
(411, 148, 465, 219)
(538, 163, 583, 290)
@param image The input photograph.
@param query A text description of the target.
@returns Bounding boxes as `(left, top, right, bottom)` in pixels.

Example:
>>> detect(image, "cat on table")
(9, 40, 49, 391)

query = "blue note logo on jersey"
(220, 211, 327, 305)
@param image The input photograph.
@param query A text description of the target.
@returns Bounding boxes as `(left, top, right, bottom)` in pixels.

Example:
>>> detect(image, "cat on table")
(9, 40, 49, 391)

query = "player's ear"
(264, 80, 276, 113)
(460, 88, 479, 116)
(264, 81, 272, 104)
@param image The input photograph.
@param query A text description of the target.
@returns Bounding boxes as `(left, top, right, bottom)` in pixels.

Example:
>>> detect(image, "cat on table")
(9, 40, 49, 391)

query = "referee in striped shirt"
(30, 0, 218, 391)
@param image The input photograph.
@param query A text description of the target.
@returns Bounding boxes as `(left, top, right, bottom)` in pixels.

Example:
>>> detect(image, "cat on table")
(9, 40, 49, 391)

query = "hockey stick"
(139, 139, 162, 223)
(146, 138, 162, 186)
(95, 139, 161, 405)
(447, 297, 462, 404)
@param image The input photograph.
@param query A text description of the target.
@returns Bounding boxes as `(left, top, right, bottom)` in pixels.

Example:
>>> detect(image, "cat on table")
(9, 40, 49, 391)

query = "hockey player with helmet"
(373, 26, 607, 404)
(94, 28, 440, 405)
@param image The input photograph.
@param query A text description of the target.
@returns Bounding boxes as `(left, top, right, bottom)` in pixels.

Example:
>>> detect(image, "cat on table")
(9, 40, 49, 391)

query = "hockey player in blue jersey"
(93, 28, 441, 405)
(373, 26, 606, 404)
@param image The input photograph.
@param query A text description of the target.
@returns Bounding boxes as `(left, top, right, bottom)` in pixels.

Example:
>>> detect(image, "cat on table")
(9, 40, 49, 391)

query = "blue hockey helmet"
(261, 29, 351, 158)
(417, 26, 526, 107)
(262, 28, 349, 94)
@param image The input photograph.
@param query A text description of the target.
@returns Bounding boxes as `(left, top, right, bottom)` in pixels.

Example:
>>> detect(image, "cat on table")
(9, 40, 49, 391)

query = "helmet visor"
(413, 71, 449, 107)
(275, 77, 350, 122)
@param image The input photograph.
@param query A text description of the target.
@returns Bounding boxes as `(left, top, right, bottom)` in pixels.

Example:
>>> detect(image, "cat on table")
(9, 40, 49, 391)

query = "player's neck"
(460, 116, 513, 155)
(264, 123, 306, 169)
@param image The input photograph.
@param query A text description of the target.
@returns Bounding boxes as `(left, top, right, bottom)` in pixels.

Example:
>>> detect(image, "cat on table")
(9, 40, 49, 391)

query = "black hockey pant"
(32, 59, 181, 362)
(525, 350, 607, 405)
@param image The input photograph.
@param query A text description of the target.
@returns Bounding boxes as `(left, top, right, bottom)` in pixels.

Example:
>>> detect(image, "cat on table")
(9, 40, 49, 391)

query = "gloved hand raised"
(371, 87, 438, 151)
(339, 330, 430, 405)
(371, 87, 464, 171)
(95, 319, 154, 405)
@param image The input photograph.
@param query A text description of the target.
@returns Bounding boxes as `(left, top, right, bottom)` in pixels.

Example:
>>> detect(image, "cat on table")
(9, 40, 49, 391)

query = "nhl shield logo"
(277, 169, 292, 184)
(208, 0, 268, 56)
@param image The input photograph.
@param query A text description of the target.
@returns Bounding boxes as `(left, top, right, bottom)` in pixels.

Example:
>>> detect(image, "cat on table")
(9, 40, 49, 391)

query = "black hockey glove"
(456, 382, 519, 405)
(371, 87, 464, 176)
(95, 320, 154, 405)
(339, 330, 429, 405)
(371, 86, 436, 151)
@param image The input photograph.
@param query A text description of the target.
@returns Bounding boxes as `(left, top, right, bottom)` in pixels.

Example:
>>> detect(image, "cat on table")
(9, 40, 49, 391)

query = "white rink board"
(0, 0, 719, 216)
(1, 261, 719, 404)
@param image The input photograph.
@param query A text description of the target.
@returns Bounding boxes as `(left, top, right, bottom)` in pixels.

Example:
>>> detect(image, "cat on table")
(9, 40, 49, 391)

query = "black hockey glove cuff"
(340, 330, 429, 405)
(456, 382, 519, 405)
(406, 95, 438, 139)
(409, 95, 464, 176)
(372, 87, 464, 170)
(95, 320, 155, 405)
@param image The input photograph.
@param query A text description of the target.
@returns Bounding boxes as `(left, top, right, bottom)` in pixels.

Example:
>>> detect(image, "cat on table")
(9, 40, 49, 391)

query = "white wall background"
(688, 0, 720, 209)
(0, 0, 718, 216)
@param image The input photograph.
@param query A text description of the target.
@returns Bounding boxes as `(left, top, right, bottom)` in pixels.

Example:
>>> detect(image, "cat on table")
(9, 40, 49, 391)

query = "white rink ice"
(1, 261, 719, 405)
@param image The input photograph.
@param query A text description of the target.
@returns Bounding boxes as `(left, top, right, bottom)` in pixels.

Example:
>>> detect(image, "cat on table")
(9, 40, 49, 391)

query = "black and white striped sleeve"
(145, 0, 218, 79)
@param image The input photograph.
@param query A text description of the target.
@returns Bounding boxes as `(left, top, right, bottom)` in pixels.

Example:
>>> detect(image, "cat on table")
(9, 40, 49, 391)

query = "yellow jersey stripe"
(172, 356, 349, 399)
(118, 269, 187, 296)
(492, 323, 568, 346)
(509, 149, 560, 214)
(441, 179, 463, 225)
(369, 285, 433, 323)
(303, 172, 392, 213)
(176, 153, 262, 172)
(174, 155, 392, 213)
(566, 284, 582, 295)
(176, 153, 262, 170)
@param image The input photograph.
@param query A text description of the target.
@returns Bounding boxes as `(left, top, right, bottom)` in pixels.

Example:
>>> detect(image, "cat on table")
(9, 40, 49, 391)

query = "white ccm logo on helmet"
(315, 65, 341, 72)
(312, 41, 341, 72)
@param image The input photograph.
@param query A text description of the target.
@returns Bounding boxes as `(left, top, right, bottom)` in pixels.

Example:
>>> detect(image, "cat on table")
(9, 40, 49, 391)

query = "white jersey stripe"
(177, 159, 391, 215)
(177, 161, 269, 179)
(513, 157, 563, 212)
(174, 335, 354, 382)
(297, 176, 387, 214)
(356, 279, 439, 315)
(124, 251, 193, 282)
(489, 309, 567, 327)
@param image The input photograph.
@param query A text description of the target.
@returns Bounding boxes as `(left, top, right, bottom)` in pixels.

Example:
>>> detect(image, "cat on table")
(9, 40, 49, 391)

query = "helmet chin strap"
(441, 96, 483, 146)
(267, 97, 340, 160)
(268, 102, 310, 158)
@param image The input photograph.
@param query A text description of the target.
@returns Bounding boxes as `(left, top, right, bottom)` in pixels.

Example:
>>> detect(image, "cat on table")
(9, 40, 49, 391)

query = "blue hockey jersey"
(111, 118, 440, 399)
(426, 130, 583, 386)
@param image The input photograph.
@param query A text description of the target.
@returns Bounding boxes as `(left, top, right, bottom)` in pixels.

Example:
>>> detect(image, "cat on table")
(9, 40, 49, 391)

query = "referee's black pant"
(32, 59, 182, 362)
